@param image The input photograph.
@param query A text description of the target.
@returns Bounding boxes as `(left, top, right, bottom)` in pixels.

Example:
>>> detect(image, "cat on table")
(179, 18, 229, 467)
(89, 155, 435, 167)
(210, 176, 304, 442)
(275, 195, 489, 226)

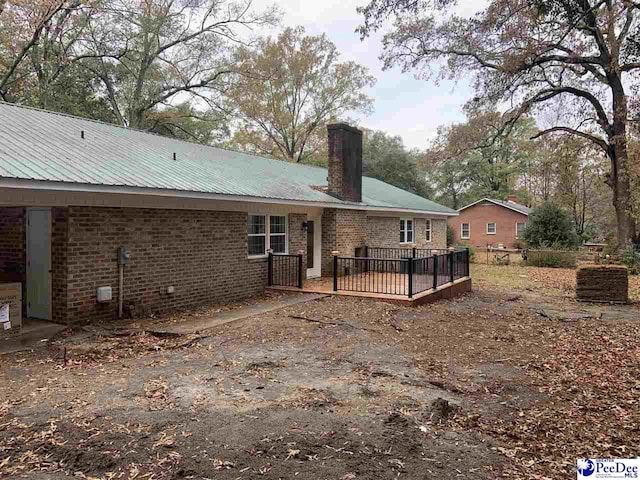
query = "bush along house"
(0, 103, 461, 325)
(449, 197, 530, 250)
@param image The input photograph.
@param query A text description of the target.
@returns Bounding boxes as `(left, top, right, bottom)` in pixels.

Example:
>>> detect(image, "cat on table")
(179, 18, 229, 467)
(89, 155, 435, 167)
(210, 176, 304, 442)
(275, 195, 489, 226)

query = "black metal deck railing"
(333, 256, 411, 296)
(268, 253, 303, 288)
(334, 248, 470, 298)
(365, 246, 450, 260)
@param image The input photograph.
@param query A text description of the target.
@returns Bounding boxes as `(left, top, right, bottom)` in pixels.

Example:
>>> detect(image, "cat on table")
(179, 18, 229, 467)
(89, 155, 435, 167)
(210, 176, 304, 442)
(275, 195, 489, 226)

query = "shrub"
(622, 248, 640, 275)
(524, 250, 577, 268)
(456, 243, 476, 262)
(513, 239, 525, 250)
(446, 225, 455, 247)
(523, 202, 580, 249)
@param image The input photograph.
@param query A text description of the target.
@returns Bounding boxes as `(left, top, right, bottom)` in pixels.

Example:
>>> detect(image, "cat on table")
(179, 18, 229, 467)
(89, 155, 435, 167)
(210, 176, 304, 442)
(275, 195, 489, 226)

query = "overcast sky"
(252, 0, 483, 150)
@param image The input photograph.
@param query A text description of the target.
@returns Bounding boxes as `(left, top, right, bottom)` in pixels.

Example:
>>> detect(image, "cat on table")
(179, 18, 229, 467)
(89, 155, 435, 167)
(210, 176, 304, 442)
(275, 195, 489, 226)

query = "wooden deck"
(268, 276, 473, 306)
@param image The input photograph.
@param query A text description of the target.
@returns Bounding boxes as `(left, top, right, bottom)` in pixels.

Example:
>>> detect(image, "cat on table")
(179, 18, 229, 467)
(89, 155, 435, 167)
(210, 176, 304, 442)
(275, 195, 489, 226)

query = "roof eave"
(458, 198, 529, 216)
(0, 178, 459, 217)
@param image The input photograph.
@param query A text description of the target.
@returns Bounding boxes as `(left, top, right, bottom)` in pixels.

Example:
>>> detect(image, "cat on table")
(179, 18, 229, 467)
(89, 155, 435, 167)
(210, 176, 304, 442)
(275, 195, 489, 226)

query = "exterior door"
(26, 208, 51, 320)
(306, 216, 322, 278)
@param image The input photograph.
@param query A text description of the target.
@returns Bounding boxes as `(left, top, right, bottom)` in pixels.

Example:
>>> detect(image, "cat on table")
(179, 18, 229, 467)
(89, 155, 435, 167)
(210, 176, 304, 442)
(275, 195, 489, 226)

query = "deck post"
(466, 248, 471, 276)
(268, 252, 273, 286)
(407, 258, 413, 298)
(412, 247, 416, 258)
(449, 252, 454, 284)
(333, 255, 338, 292)
(433, 254, 438, 290)
(364, 246, 369, 273)
(298, 254, 303, 289)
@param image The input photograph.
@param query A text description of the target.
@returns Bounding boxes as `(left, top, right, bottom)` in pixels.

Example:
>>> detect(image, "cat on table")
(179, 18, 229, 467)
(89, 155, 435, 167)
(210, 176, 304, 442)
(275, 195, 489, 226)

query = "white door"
(306, 215, 322, 279)
(26, 208, 51, 320)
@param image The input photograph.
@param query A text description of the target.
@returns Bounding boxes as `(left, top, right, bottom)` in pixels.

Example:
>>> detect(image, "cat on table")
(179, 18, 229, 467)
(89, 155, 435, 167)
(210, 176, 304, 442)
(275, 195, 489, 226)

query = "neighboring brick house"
(449, 197, 530, 249)
(0, 103, 457, 324)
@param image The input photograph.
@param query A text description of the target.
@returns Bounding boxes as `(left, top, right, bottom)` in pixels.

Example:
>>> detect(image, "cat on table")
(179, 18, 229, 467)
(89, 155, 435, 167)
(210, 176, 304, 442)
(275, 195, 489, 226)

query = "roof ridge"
(0, 101, 332, 173)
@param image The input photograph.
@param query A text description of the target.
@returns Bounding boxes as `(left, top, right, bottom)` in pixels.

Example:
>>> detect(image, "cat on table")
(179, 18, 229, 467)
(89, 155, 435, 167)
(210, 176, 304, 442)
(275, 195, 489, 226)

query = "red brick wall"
(51, 208, 69, 324)
(0, 208, 25, 281)
(62, 207, 275, 324)
(321, 208, 367, 275)
(448, 202, 528, 249)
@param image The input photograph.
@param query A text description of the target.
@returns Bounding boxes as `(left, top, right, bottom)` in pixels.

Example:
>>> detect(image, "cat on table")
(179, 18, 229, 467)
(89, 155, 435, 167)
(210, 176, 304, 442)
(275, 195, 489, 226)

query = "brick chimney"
(507, 195, 518, 203)
(327, 123, 363, 203)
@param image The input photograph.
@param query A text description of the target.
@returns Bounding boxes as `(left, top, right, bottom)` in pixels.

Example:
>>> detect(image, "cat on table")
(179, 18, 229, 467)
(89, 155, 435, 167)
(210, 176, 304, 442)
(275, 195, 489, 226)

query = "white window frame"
(425, 219, 432, 243)
(400, 218, 415, 244)
(487, 222, 497, 235)
(248, 214, 288, 258)
(461, 223, 470, 240)
(516, 222, 527, 239)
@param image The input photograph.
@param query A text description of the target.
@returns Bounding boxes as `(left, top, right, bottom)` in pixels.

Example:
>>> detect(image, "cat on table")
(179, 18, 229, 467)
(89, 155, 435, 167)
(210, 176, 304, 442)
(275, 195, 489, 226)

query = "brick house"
(449, 197, 530, 249)
(0, 103, 457, 324)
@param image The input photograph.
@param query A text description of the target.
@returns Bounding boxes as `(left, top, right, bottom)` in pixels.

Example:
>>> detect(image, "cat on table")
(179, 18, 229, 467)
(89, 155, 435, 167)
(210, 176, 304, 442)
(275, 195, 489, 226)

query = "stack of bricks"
(576, 265, 629, 303)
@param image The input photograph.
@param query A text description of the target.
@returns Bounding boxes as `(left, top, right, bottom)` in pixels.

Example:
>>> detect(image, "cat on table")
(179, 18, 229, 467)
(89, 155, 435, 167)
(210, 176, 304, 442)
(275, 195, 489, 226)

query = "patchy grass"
(472, 263, 640, 302)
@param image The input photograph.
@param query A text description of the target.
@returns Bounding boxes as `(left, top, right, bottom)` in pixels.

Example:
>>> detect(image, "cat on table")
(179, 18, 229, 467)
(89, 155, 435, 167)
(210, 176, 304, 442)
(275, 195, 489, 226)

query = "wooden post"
(407, 258, 413, 298)
(268, 252, 273, 286)
(333, 255, 338, 292)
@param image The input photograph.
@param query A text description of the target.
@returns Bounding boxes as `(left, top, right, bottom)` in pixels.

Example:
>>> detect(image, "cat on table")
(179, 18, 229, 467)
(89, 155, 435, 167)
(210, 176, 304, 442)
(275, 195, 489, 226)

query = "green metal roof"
(0, 102, 457, 215)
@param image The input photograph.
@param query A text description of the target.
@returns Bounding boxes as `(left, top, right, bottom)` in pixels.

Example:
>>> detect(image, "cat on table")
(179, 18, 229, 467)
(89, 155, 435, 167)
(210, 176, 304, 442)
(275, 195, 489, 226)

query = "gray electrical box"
(118, 247, 130, 265)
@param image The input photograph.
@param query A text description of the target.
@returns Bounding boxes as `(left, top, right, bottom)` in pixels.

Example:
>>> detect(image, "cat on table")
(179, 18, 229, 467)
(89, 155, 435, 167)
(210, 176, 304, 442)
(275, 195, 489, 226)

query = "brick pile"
(576, 265, 629, 303)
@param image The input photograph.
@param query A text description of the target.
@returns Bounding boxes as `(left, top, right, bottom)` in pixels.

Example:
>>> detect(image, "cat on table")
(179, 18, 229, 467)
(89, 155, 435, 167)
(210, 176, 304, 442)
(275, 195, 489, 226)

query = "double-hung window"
(487, 222, 497, 235)
(461, 223, 470, 240)
(516, 222, 526, 239)
(400, 219, 414, 244)
(248, 214, 287, 257)
(425, 219, 432, 243)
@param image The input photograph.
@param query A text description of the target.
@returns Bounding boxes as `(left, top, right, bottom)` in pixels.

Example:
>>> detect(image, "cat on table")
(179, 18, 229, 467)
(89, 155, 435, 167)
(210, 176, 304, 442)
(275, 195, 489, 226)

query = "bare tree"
(84, 0, 278, 128)
(359, 0, 640, 250)
(0, 0, 86, 101)
(225, 26, 375, 163)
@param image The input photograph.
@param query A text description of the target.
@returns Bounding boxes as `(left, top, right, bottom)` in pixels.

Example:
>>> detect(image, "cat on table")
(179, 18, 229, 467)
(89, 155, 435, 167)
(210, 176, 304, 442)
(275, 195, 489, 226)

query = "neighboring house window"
(516, 222, 527, 239)
(400, 219, 414, 244)
(487, 222, 497, 235)
(461, 223, 470, 240)
(248, 214, 287, 256)
(425, 219, 432, 243)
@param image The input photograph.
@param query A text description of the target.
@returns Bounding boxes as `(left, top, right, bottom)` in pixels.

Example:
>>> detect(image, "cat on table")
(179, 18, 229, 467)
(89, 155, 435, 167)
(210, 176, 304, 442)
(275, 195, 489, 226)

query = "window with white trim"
(461, 223, 470, 240)
(248, 214, 287, 256)
(400, 219, 414, 244)
(516, 222, 526, 239)
(487, 222, 497, 235)
(425, 219, 432, 243)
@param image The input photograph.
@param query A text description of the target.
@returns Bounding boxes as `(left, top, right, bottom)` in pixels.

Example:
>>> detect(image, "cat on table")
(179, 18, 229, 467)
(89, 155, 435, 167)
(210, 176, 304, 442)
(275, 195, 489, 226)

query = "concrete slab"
(0, 319, 67, 355)
(156, 293, 328, 335)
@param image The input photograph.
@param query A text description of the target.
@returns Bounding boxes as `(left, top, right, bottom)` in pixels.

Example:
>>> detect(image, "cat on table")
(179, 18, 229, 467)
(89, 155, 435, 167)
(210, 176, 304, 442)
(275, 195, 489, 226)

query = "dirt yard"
(1, 264, 639, 479)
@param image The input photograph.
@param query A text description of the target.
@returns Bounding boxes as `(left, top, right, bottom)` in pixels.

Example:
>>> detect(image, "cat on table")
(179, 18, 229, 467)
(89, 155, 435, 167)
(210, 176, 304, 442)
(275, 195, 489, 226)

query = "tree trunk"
(610, 142, 636, 251)
(608, 78, 637, 252)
